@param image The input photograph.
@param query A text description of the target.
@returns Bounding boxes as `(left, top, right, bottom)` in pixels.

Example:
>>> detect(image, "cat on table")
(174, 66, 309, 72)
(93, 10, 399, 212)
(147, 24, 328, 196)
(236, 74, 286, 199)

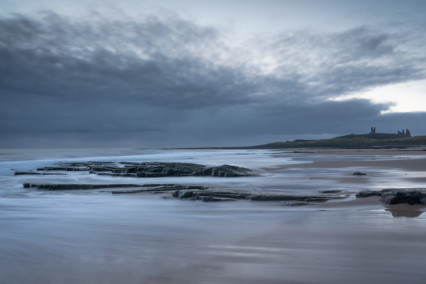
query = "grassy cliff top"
(249, 133, 426, 149)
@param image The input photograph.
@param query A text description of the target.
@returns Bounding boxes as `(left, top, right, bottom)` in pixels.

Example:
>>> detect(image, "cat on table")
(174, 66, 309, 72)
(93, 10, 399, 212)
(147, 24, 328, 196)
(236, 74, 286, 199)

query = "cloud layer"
(1, 12, 425, 147)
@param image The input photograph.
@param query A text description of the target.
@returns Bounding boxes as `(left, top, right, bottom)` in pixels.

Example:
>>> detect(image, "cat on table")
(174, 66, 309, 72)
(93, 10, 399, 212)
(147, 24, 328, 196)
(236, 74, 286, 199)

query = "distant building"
(397, 129, 411, 137)
(369, 127, 411, 137)
(406, 129, 411, 137)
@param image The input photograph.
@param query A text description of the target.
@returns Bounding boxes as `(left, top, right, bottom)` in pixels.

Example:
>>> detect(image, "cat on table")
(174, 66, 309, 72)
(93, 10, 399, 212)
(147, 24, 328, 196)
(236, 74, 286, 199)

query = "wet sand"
(1, 148, 426, 283)
(271, 157, 426, 171)
(267, 148, 426, 172)
(2, 193, 426, 284)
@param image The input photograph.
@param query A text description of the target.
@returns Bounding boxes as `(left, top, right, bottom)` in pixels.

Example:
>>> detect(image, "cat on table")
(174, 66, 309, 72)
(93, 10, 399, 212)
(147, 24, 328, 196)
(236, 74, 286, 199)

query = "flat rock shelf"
(19, 160, 426, 206)
(31, 161, 253, 177)
(23, 183, 347, 204)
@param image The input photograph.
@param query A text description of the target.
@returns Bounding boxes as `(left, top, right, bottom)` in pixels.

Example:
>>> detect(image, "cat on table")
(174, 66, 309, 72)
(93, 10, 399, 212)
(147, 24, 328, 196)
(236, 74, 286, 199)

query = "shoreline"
(2, 148, 426, 283)
(9, 148, 426, 208)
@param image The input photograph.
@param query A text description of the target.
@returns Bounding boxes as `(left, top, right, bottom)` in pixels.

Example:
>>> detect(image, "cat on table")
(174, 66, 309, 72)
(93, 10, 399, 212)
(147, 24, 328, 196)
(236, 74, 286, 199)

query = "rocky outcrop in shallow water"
(355, 190, 385, 198)
(381, 190, 426, 205)
(14, 171, 65, 176)
(33, 161, 252, 178)
(23, 182, 346, 204)
(356, 189, 426, 205)
(23, 183, 143, 190)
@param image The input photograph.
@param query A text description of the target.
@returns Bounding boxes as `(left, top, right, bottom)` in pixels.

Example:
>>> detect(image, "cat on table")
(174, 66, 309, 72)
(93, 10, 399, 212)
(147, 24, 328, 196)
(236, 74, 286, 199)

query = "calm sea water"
(1, 148, 426, 283)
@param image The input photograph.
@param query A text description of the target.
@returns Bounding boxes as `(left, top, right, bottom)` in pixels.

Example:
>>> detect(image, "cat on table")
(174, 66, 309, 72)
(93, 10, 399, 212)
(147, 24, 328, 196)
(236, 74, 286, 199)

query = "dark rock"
(111, 189, 147, 194)
(111, 187, 185, 194)
(195, 191, 250, 200)
(201, 196, 236, 202)
(193, 165, 251, 177)
(381, 190, 426, 205)
(285, 201, 310, 206)
(15, 171, 42, 175)
(250, 194, 330, 202)
(320, 190, 342, 194)
(23, 183, 142, 190)
(22, 177, 346, 205)
(97, 173, 138, 177)
(142, 184, 174, 187)
(184, 185, 206, 190)
(353, 172, 367, 176)
(142, 186, 184, 191)
(356, 188, 426, 204)
(355, 190, 382, 198)
(24, 182, 200, 193)
(111, 185, 206, 195)
(171, 188, 346, 203)
(305, 197, 330, 202)
(14, 171, 65, 176)
(37, 166, 90, 171)
(35, 161, 253, 178)
(177, 190, 194, 199)
(172, 189, 250, 200)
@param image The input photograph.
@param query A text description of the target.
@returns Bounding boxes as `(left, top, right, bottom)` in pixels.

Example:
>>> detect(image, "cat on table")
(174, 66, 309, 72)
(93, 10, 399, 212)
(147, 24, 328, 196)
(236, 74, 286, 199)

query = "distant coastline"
(183, 131, 426, 150)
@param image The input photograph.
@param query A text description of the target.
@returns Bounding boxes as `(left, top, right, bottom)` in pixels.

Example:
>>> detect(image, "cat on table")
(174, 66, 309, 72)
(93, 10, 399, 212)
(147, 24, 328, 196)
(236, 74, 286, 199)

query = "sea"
(1, 148, 426, 283)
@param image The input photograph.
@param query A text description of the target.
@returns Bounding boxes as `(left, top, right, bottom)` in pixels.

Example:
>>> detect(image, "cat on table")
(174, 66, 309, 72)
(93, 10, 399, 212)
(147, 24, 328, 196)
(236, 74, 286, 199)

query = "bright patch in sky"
(330, 79, 426, 114)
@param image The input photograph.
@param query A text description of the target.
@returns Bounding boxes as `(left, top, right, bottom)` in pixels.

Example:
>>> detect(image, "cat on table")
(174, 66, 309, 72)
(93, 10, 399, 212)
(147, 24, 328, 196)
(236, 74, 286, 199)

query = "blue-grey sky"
(1, 0, 426, 147)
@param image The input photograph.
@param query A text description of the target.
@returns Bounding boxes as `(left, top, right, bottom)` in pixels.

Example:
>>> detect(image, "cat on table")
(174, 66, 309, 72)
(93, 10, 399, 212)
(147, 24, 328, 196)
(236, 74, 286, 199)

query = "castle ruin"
(369, 127, 411, 137)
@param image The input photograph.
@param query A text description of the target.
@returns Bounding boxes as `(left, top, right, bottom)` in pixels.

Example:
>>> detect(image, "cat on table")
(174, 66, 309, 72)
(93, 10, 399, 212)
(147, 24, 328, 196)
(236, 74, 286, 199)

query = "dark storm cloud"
(0, 13, 259, 109)
(335, 27, 394, 58)
(0, 12, 425, 147)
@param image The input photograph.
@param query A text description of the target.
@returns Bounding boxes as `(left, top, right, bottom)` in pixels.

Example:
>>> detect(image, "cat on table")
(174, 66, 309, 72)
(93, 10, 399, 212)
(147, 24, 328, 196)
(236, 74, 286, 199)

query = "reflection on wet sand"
(385, 205, 425, 218)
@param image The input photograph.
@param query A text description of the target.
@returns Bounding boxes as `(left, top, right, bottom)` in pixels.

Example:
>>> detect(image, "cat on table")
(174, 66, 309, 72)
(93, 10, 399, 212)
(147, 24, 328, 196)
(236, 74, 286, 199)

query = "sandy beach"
(1, 148, 426, 284)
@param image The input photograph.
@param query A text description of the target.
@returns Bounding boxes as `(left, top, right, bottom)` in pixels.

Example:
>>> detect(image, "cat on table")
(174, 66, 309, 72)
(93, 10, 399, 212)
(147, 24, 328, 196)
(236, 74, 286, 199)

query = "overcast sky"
(1, 0, 426, 147)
